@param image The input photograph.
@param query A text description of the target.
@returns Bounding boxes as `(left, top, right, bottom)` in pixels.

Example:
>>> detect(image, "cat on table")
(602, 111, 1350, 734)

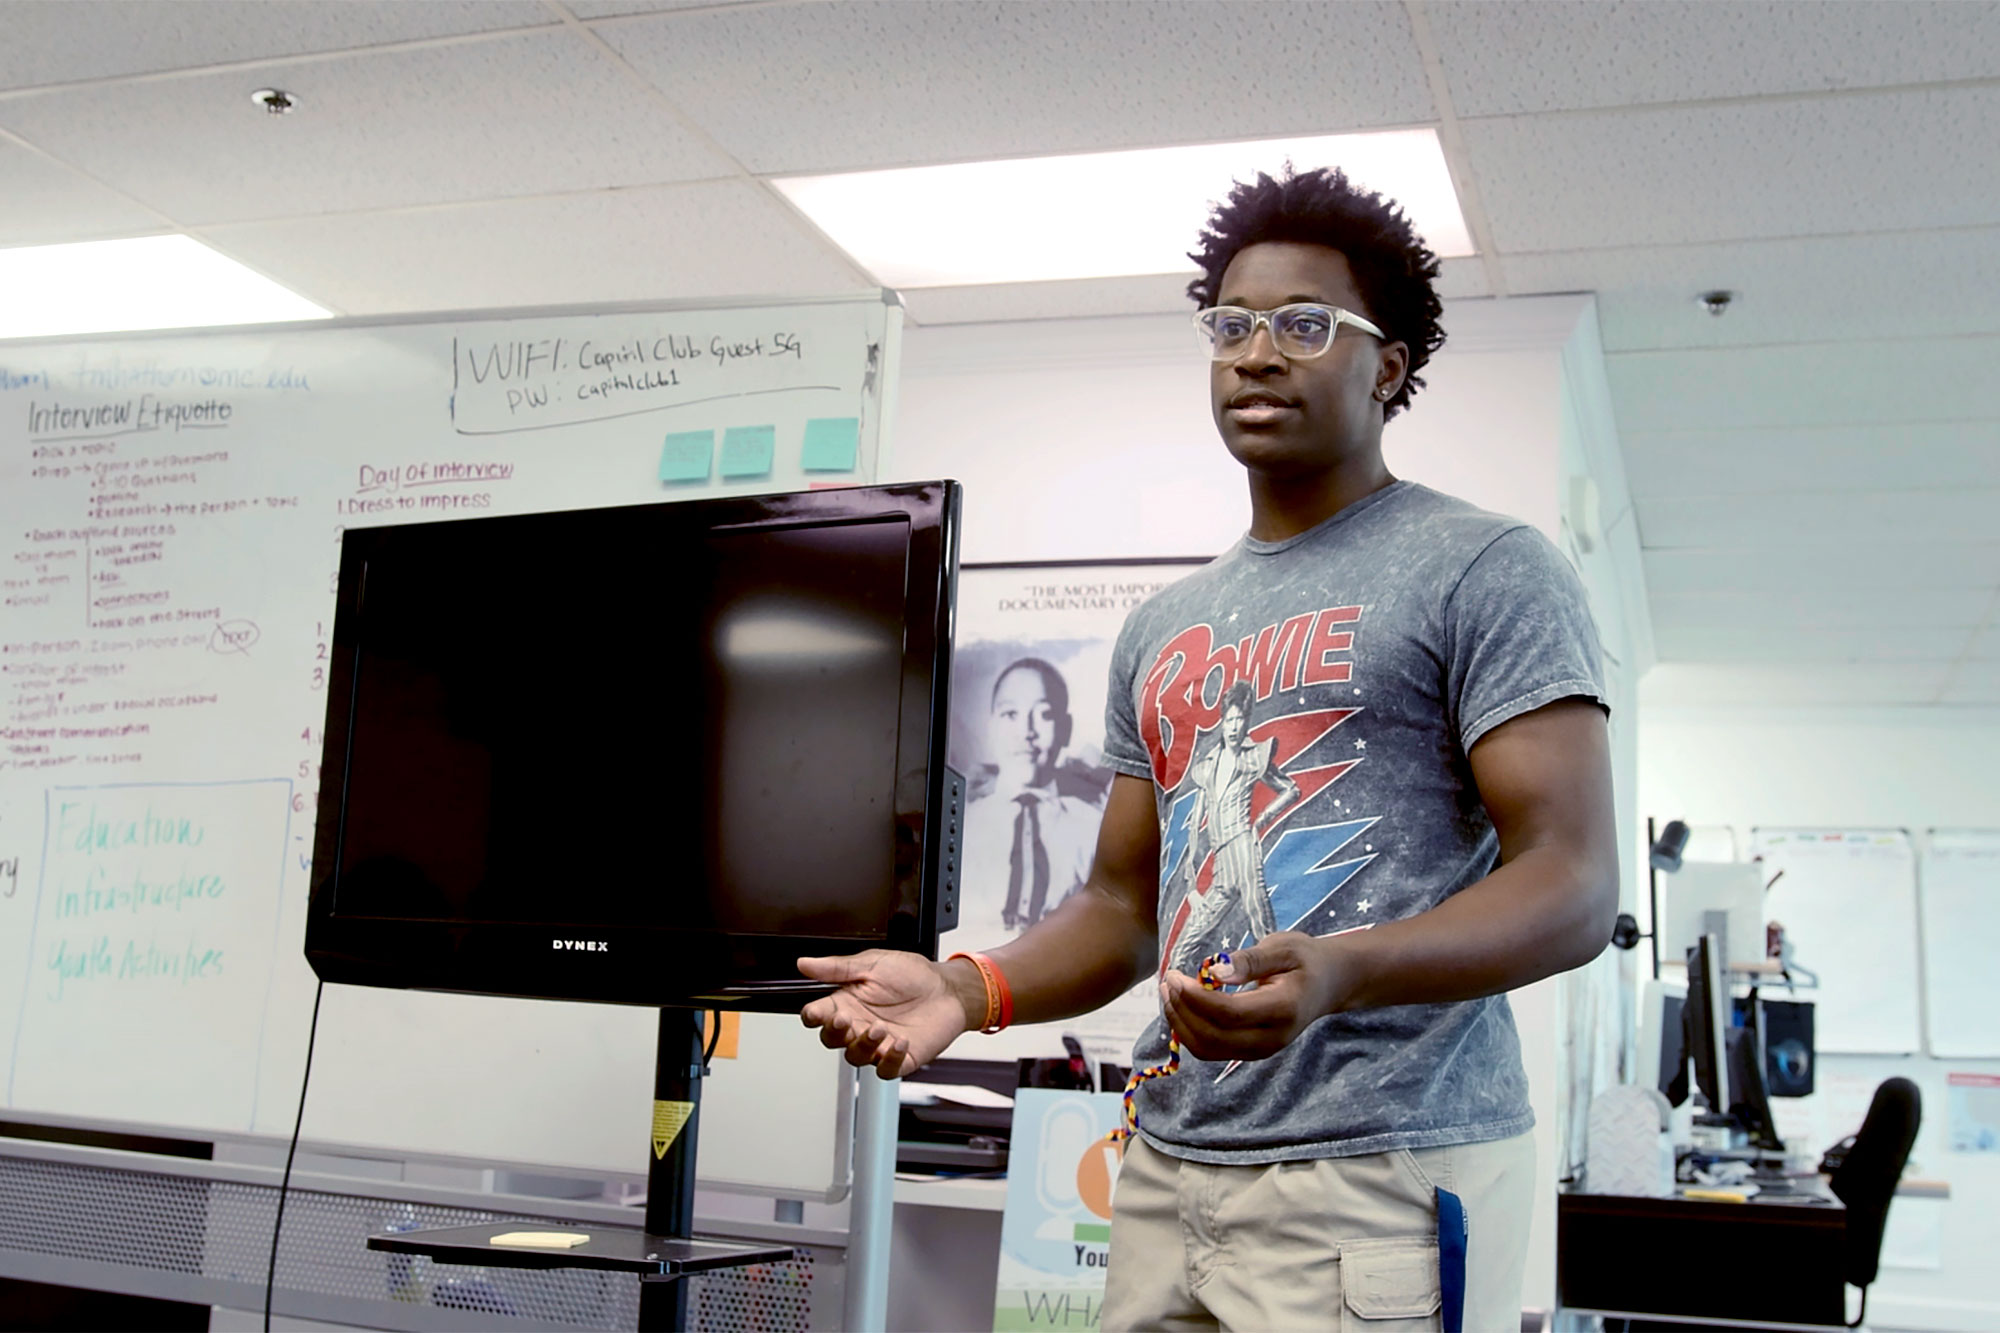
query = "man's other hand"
(1160, 932, 1346, 1062)
(797, 951, 973, 1079)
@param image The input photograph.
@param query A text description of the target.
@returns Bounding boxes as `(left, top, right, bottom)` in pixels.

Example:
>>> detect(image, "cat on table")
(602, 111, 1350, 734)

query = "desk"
(1558, 1188, 1847, 1328)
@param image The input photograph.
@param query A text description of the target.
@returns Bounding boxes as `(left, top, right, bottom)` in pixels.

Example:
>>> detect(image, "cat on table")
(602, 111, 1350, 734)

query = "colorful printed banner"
(994, 1090, 1127, 1332)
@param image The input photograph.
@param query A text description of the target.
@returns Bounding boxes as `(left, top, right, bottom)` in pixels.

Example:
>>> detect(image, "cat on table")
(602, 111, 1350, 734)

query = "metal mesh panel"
(689, 1253, 815, 1333)
(0, 1154, 828, 1331)
(207, 1182, 639, 1326)
(0, 1155, 207, 1274)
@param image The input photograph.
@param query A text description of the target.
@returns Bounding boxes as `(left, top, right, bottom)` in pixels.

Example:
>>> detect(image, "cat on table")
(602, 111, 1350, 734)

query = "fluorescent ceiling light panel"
(0, 235, 330, 340)
(776, 131, 1473, 289)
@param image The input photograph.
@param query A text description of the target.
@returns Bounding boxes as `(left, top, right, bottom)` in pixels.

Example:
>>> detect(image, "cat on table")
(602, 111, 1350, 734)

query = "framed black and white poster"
(941, 558, 1209, 1064)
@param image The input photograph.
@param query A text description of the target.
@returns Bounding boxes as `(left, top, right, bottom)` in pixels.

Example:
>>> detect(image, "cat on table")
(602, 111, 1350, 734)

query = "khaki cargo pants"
(1101, 1131, 1535, 1332)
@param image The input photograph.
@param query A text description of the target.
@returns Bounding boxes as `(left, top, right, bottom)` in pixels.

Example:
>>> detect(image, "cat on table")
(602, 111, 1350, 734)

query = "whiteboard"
(1921, 829, 2000, 1059)
(0, 294, 896, 1196)
(1751, 828, 1921, 1055)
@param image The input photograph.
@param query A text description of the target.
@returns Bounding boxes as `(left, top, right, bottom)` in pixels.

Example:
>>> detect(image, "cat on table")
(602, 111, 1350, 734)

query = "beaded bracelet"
(1105, 953, 1227, 1145)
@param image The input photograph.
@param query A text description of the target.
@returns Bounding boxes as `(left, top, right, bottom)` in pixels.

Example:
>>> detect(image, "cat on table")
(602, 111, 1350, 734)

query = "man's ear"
(1377, 340, 1411, 401)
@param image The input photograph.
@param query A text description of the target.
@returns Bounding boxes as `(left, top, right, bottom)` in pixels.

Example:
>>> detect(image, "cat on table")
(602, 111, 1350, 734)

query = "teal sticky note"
(720, 425, 776, 479)
(800, 417, 861, 472)
(659, 430, 713, 483)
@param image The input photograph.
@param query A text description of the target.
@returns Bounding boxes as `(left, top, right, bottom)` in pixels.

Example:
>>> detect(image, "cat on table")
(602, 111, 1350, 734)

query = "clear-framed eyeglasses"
(1193, 303, 1386, 361)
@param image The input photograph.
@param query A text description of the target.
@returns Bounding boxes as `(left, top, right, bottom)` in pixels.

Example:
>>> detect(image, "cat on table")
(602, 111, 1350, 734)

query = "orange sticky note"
(702, 1011, 741, 1059)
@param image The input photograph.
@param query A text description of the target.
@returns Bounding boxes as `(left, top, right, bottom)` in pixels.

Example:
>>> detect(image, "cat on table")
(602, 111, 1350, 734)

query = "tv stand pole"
(640, 1007, 706, 1332)
(367, 1007, 791, 1333)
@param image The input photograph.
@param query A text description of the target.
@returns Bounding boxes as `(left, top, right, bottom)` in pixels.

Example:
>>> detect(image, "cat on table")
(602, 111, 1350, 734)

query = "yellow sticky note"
(489, 1231, 591, 1248)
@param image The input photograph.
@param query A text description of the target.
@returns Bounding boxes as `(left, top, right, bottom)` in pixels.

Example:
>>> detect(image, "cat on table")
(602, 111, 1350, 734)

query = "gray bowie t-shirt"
(1102, 480, 1607, 1164)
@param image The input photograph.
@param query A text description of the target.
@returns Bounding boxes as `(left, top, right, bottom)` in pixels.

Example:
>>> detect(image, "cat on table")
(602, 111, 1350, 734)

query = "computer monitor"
(1725, 1018, 1783, 1151)
(1664, 934, 1783, 1151)
(304, 480, 962, 1011)
(1684, 933, 1731, 1115)
(1638, 978, 1686, 1097)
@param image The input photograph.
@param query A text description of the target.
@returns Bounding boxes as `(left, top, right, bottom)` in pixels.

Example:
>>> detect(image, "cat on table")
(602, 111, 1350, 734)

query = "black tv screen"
(305, 481, 960, 1010)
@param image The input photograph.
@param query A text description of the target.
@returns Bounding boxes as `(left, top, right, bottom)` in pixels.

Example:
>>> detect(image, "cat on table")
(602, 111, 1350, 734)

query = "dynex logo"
(552, 939, 608, 952)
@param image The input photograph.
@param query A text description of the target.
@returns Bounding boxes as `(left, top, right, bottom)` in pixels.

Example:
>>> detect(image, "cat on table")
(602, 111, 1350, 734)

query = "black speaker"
(1763, 1000, 1815, 1098)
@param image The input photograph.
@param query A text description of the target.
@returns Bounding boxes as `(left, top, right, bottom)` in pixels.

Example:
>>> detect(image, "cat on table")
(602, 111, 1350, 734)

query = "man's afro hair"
(1187, 167, 1445, 420)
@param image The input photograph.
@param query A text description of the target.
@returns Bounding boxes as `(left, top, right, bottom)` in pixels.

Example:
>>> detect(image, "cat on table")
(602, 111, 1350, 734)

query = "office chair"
(1826, 1077, 1922, 1328)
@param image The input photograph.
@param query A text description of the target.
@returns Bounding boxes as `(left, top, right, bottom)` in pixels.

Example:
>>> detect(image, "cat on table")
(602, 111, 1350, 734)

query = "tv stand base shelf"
(367, 1223, 793, 1279)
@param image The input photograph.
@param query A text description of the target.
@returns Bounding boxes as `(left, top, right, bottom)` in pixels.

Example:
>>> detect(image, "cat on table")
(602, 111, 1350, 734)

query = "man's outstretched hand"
(798, 951, 973, 1079)
(1160, 931, 1348, 1062)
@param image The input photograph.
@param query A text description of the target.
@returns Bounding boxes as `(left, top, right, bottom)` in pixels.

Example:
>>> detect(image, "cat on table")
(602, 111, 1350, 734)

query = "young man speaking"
(801, 168, 1618, 1331)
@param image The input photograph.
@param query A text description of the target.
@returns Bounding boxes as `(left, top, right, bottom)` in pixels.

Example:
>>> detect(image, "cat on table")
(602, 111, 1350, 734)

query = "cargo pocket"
(1339, 1236, 1441, 1331)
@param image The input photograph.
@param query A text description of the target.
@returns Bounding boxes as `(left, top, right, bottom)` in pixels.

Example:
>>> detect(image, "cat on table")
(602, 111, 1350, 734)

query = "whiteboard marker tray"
(368, 1224, 793, 1276)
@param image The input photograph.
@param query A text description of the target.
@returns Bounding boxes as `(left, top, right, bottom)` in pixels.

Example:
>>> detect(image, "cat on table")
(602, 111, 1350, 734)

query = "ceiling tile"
(1606, 339, 2000, 432)
(1433, 0, 2000, 118)
(1649, 587, 1993, 632)
(1636, 490, 2000, 549)
(1432, 257, 1495, 303)
(1502, 228, 2000, 352)
(1940, 659, 2000, 704)
(1652, 622, 1969, 663)
(0, 0, 556, 92)
(567, 0, 764, 15)
(1639, 661, 1950, 707)
(1622, 421, 2000, 500)
(0, 135, 165, 244)
(1464, 87, 2000, 254)
(1645, 543, 2000, 595)
(1640, 486, 2000, 548)
(0, 31, 735, 224)
(600, 0, 1433, 174)
(197, 182, 869, 314)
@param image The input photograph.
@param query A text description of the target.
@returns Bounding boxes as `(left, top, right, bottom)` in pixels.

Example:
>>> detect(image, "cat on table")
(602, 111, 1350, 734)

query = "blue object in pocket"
(1437, 1186, 1467, 1333)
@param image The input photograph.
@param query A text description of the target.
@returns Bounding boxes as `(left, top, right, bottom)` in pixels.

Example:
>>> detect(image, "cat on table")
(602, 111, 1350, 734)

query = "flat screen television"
(305, 480, 961, 1011)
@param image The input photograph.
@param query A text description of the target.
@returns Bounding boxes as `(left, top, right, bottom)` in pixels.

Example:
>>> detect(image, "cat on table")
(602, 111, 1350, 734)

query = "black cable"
(701, 1008, 722, 1072)
(265, 979, 325, 1332)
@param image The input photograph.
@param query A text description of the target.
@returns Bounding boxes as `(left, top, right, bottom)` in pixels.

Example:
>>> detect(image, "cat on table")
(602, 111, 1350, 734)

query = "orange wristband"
(947, 951, 1011, 1033)
(983, 953, 1013, 1031)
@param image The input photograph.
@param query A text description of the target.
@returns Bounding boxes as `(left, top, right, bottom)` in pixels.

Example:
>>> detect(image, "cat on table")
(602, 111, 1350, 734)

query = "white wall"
(1554, 303, 1656, 1175)
(1641, 706, 2000, 832)
(886, 302, 1590, 565)
(1640, 704, 2000, 1332)
(887, 294, 1642, 1316)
